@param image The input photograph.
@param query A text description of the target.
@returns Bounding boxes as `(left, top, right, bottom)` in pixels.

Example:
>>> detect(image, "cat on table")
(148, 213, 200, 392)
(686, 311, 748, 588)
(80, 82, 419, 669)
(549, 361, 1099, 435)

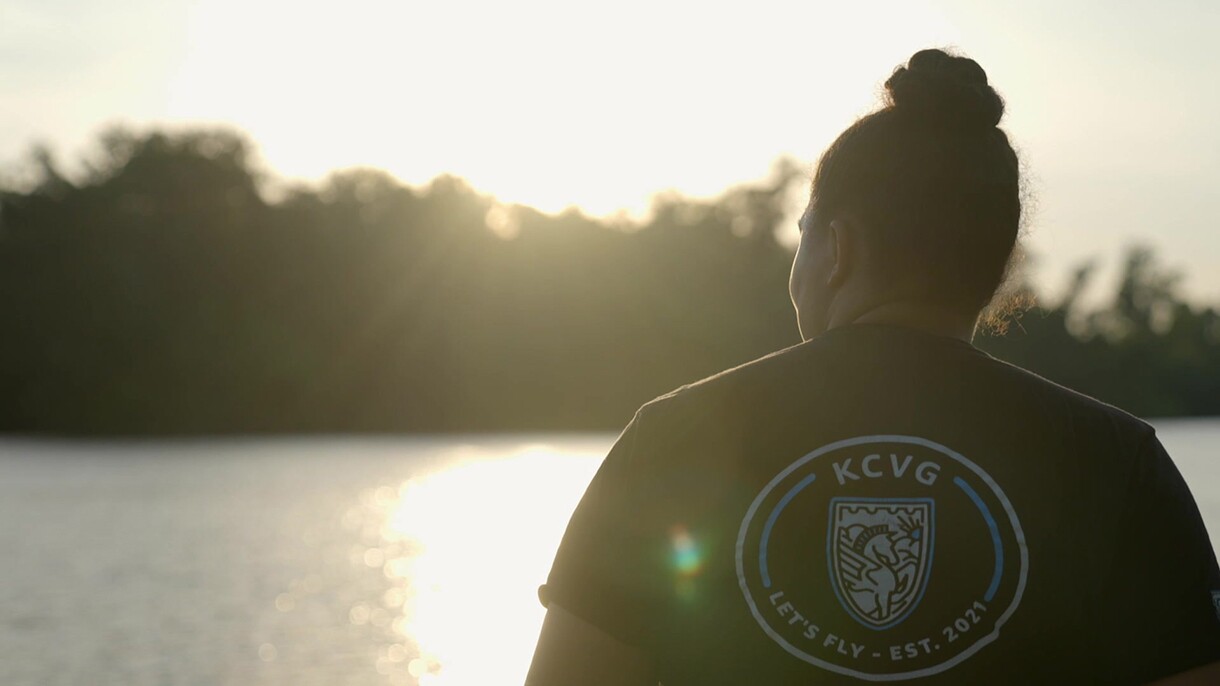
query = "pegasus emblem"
(829, 498, 934, 629)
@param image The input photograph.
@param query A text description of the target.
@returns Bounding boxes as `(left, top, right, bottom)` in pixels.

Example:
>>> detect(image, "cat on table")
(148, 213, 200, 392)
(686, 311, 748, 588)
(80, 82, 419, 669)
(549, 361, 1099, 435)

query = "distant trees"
(0, 127, 1215, 434)
(977, 247, 1220, 417)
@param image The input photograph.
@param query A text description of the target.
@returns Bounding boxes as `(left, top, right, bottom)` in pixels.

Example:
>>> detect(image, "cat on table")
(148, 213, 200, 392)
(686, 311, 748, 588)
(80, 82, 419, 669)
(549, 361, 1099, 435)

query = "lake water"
(1, 421, 1217, 686)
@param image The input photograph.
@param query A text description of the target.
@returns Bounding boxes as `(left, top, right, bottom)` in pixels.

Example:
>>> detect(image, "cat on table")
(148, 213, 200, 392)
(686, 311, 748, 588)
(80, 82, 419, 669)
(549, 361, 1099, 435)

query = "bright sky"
(2, 0, 1218, 301)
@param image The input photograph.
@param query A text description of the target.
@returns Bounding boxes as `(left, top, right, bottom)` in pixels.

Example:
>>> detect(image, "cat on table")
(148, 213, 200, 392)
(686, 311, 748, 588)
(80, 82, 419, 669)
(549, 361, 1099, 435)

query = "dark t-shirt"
(542, 323, 1220, 685)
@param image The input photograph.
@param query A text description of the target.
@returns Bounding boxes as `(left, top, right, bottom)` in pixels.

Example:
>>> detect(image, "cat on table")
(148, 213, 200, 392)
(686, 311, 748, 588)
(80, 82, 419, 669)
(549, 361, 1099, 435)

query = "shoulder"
(636, 338, 813, 421)
(638, 334, 1156, 451)
(622, 336, 837, 456)
(981, 352, 1156, 442)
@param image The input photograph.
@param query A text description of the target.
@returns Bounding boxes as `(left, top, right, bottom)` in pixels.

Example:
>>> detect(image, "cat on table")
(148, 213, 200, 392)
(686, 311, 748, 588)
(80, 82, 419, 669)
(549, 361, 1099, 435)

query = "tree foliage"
(0, 128, 1214, 434)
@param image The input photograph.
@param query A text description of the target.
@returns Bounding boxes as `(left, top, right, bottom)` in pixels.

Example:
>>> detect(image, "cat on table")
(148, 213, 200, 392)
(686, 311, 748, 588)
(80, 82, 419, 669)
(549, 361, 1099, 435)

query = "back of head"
(810, 48, 1023, 320)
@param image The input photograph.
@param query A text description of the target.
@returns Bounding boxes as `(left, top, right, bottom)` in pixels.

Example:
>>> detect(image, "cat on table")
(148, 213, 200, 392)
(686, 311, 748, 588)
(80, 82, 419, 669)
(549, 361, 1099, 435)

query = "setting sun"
(164, 0, 960, 217)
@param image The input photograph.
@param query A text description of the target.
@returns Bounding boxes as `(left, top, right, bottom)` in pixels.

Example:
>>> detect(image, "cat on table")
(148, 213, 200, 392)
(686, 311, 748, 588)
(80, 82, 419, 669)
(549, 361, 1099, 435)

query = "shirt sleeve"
(1093, 431, 1220, 684)
(539, 409, 667, 650)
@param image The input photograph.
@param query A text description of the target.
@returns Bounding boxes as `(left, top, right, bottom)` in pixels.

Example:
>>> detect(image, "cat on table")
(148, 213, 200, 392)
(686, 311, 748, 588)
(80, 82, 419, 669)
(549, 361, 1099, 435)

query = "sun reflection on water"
(352, 443, 603, 686)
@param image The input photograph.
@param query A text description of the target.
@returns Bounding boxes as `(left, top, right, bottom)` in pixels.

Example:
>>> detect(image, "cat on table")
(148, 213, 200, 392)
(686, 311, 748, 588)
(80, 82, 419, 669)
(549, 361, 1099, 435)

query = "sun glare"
(165, 0, 959, 217)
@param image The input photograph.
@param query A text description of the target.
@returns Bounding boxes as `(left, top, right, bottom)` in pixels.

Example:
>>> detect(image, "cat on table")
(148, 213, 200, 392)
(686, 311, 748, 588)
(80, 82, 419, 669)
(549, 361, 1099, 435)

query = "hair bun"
(884, 49, 1005, 130)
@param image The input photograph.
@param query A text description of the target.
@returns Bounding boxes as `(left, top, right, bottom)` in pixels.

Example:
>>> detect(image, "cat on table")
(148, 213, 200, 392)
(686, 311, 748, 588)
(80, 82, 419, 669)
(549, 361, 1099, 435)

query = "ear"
(826, 217, 855, 288)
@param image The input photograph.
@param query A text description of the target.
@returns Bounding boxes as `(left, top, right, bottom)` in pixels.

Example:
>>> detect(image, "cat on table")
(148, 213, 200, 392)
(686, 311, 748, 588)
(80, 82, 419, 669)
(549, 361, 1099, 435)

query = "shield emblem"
(829, 498, 934, 629)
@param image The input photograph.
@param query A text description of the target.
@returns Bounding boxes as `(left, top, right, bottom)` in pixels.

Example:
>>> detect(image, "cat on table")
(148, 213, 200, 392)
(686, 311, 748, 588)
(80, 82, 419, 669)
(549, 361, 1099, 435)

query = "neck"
(827, 298, 977, 343)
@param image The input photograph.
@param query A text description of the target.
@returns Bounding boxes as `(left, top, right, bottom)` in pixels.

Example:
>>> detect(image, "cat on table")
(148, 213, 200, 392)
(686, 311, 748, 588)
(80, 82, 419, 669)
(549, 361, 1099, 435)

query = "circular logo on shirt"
(736, 435, 1028, 681)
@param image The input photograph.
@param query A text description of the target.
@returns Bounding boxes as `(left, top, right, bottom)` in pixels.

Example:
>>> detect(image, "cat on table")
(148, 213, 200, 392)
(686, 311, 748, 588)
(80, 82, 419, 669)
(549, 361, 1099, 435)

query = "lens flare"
(670, 524, 704, 602)
(671, 525, 703, 576)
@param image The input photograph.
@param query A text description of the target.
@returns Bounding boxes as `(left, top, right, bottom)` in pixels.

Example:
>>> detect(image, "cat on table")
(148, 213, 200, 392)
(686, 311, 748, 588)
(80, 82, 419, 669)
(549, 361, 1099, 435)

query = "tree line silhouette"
(0, 127, 1215, 435)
